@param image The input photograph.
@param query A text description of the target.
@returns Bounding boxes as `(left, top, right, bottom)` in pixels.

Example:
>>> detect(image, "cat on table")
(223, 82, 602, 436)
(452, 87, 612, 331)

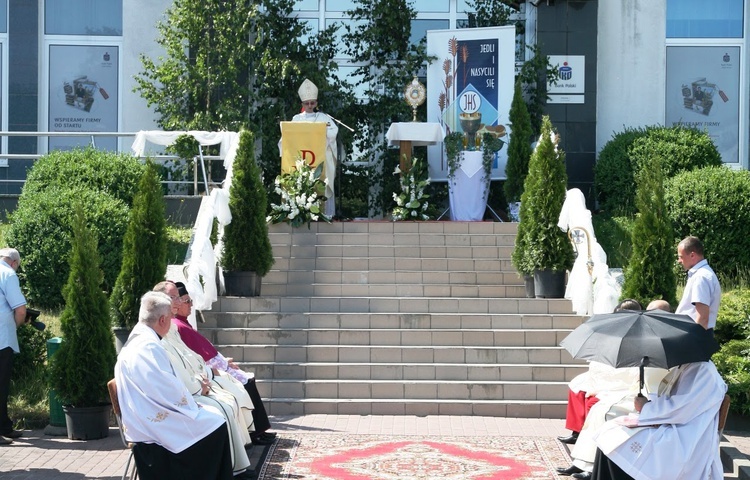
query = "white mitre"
(298, 79, 318, 102)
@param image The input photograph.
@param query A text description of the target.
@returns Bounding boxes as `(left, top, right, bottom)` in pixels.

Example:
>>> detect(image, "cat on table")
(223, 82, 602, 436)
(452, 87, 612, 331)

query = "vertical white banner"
(48, 45, 119, 151)
(426, 26, 515, 181)
(666, 46, 740, 165)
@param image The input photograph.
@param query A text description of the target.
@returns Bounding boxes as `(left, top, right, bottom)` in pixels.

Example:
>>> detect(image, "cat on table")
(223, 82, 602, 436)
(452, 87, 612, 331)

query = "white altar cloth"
(448, 151, 489, 221)
(385, 122, 444, 147)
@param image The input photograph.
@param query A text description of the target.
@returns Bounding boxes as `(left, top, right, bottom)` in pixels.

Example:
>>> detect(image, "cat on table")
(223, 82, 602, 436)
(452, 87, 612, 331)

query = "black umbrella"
(560, 309, 719, 395)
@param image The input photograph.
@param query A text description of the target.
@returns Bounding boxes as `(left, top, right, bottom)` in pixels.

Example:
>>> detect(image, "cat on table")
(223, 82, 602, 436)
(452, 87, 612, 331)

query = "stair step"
(272, 257, 516, 271)
(212, 296, 575, 314)
(264, 270, 523, 286)
(260, 283, 527, 297)
(264, 398, 567, 418)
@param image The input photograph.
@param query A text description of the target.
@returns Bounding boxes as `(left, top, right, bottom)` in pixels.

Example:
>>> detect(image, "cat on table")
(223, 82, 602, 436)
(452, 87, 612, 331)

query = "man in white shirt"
(114, 291, 233, 480)
(675, 236, 721, 330)
(0, 248, 26, 444)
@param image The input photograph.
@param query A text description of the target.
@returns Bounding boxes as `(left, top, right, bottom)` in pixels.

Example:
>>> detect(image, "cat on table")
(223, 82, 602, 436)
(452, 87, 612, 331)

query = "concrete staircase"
(200, 221, 587, 418)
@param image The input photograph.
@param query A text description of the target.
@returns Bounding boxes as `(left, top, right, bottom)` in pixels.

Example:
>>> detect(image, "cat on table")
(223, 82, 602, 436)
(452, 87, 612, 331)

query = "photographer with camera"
(0, 247, 27, 444)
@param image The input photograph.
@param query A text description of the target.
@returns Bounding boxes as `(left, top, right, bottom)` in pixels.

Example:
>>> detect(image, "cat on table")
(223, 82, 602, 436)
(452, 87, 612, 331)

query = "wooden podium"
(385, 122, 444, 172)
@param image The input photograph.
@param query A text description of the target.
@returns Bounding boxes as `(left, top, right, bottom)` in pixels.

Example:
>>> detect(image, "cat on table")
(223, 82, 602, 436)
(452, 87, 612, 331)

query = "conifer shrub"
(665, 166, 750, 281)
(22, 147, 143, 206)
(621, 155, 677, 307)
(221, 130, 274, 276)
(512, 116, 574, 275)
(593, 126, 651, 215)
(7, 187, 129, 309)
(49, 204, 116, 407)
(714, 289, 750, 345)
(110, 161, 168, 329)
(504, 79, 533, 204)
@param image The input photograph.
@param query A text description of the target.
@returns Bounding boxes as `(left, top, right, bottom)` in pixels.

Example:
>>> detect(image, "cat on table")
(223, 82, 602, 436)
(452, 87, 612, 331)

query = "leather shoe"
(572, 472, 592, 479)
(1, 430, 22, 439)
(0, 435, 12, 445)
(557, 432, 579, 444)
(250, 435, 274, 446)
(555, 465, 583, 476)
(260, 431, 277, 439)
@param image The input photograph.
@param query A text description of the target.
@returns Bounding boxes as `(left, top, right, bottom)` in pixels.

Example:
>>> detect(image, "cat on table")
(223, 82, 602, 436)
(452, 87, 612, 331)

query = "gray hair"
(0, 248, 20, 263)
(138, 291, 172, 325)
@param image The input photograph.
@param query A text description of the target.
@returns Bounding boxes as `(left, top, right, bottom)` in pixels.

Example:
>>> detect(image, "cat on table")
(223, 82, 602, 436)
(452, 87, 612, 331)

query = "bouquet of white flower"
(267, 158, 332, 228)
(392, 156, 431, 221)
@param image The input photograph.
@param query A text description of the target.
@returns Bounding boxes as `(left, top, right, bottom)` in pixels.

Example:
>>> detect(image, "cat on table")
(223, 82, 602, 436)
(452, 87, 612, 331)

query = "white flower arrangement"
(392, 156, 431, 221)
(267, 158, 332, 228)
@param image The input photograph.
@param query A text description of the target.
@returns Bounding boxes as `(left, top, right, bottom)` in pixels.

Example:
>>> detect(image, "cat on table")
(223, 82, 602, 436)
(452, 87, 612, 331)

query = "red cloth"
(172, 315, 218, 361)
(564, 389, 600, 432)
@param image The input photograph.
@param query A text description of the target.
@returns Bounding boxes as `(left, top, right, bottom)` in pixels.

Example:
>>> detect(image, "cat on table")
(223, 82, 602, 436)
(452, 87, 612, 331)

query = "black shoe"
(259, 432, 276, 440)
(572, 472, 592, 479)
(0, 430, 22, 439)
(250, 435, 274, 446)
(557, 432, 579, 444)
(555, 465, 583, 476)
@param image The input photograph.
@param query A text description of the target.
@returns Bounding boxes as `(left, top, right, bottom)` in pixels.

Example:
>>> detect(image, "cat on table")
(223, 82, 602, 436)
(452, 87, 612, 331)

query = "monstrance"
(404, 77, 426, 122)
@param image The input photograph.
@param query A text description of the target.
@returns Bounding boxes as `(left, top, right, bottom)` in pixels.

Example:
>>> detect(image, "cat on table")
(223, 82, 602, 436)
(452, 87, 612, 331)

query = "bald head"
(647, 299, 671, 312)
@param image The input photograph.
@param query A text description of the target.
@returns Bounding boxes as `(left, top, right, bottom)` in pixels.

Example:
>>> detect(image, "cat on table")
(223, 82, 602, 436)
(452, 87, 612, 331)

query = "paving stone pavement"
(0, 415, 748, 479)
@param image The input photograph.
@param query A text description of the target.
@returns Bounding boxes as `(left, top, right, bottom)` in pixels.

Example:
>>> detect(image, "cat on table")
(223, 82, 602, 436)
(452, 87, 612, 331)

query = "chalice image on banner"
(459, 112, 482, 150)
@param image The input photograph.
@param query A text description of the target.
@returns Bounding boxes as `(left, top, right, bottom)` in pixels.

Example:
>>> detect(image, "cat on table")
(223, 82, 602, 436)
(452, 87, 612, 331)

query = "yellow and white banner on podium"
(280, 121, 327, 174)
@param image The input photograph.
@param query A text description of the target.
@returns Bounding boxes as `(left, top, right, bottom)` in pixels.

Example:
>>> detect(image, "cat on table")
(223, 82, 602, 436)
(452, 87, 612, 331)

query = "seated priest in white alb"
(114, 291, 233, 480)
(292, 78, 339, 217)
(592, 360, 727, 480)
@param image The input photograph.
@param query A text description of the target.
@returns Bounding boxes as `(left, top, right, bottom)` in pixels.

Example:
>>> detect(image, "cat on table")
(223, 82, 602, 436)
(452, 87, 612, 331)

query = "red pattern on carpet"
(258, 433, 572, 479)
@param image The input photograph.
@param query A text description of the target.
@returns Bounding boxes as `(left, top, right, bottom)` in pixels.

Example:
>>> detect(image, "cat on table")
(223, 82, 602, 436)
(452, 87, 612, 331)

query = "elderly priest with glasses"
(114, 291, 233, 480)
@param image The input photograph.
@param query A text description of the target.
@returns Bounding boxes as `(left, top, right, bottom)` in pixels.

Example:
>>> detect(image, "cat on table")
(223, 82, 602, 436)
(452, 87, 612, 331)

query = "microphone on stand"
(315, 106, 355, 132)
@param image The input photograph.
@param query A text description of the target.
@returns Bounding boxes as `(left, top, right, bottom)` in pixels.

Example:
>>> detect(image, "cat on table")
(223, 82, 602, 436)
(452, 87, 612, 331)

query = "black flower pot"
(63, 404, 112, 440)
(224, 271, 262, 297)
(523, 275, 535, 298)
(112, 326, 131, 354)
(533, 269, 566, 299)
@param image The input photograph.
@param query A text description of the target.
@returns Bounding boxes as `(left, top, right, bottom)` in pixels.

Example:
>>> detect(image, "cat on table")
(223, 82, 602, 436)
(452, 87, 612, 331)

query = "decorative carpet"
(257, 433, 572, 479)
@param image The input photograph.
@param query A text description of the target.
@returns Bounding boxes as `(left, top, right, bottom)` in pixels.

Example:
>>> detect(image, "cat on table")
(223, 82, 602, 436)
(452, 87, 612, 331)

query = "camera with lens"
(24, 308, 45, 332)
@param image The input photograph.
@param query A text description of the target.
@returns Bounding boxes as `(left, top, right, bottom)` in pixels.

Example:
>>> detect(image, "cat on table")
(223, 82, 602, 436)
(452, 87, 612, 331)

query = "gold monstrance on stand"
(404, 76, 426, 122)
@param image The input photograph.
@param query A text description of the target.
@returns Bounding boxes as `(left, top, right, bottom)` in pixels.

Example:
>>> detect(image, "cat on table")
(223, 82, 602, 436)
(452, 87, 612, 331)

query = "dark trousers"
(133, 423, 233, 480)
(0, 347, 14, 434)
(244, 378, 271, 433)
(591, 448, 634, 480)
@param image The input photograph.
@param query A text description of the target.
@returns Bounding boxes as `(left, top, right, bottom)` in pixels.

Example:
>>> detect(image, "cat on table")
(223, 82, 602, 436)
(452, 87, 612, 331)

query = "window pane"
(294, 0, 318, 11)
(326, 0, 351, 11)
(411, 19, 449, 46)
(45, 0, 122, 36)
(412, 0, 449, 13)
(667, 0, 743, 38)
(0, 0, 7, 34)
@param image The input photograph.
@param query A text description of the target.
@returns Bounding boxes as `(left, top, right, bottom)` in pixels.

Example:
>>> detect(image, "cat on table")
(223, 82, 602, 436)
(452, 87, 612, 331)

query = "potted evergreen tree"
(109, 160, 168, 350)
(222, 129, 275, 296)
(49, 204, 116, 440)
(504, 79, 533, 221)
(514, 116, 574, 298)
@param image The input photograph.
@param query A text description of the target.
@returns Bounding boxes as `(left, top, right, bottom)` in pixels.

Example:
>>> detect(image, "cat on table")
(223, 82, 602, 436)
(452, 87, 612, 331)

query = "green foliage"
(49, 205, 116, 407)
(444, 132, 465, 182)
(621, 156, 677, 307)
(21, 147, 144, 206)
(12, 323, 52, 385)
(517, 44, 558, 135)
(7, 187, 129, 309)
(593, 126, 652, 215)
(222, 130, 275, 275)
(504, 80, 533, 203)
(463, 0, 518, 29)
(512, 116, 574, 274)
(665, 166, 750, 282)
(591, 213, 635, 269)
(338, 164, 370, 219)
(714, 289, 750, 345)
(341, 0, 434, 217)
(713, 339, 750, 415)
(595, 125, 722, 216)
(109, 161, 168, 329)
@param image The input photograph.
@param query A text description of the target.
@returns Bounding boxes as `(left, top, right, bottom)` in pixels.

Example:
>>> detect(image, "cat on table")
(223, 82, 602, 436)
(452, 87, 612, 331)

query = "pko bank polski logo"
(559, 62, 572, 81)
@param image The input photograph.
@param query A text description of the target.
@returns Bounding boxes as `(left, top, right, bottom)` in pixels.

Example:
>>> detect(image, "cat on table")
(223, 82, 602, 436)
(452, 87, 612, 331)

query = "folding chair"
(107, 379, 138, 480)
(718, 393, 731, 435)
